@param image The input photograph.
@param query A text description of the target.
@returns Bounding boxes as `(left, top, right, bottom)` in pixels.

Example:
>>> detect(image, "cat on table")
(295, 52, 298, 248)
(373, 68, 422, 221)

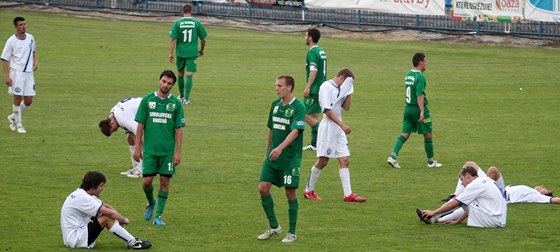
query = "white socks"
(12, 105, 22, 127)
(305, 166, 322, 192)
(109, 221, 135, 245)
(339, 168, 352, 197)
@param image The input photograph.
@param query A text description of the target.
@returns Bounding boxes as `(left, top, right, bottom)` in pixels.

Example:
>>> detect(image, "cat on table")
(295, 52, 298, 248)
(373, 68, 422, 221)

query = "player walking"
(257, 75, 305, 243)
(169, 3, 207, 105)
(387, 52, 442, 169)
(2, 17, 38, 133)
(134, 70, 185, 226)
(302, 28, 327, 150)
(303, 68, 367, 202)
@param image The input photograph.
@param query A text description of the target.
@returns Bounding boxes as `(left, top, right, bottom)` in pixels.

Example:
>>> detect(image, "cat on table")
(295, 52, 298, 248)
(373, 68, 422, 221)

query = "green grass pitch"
(0, 9, 559, 251)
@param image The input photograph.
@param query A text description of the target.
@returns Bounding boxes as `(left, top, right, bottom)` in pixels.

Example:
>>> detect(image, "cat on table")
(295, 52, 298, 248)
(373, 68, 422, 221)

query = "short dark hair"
(80, 171, 106, 191)
(307, 28, 321, 43)
(460, 165, 478, 177)
(13, 17, 25, 26)
(183, 3, 192, 13)
(412, 52, 426, 67)
(160, 70, 177, 84)
(336, 68, 355, 80)
(99, 118, 112, 137)
(277, 75, 295, 92)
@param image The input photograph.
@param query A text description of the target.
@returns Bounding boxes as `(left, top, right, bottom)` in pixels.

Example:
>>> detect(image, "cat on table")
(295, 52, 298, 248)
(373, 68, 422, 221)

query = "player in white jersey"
(61, 171, 151, 249)
(99, 97, 143, 178)
(303, 68, 366, 202)
(485, 166, 560, 204)
(418, 165, 507, 228)
(2, 17, 38, 133)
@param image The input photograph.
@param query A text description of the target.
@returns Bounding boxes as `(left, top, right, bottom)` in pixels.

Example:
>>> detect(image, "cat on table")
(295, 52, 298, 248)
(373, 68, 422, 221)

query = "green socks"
(391, 135, 407, 159)
(261, 194, 279, 229)
(178, 76, 185, 98)
(143, 185, 155, 206)
(288, 198, 298, 235)
(185, 75, 193, 101)
(424, 138, 434, 160)
(155, 190, 169, 217)
(311, 122, 320, 146)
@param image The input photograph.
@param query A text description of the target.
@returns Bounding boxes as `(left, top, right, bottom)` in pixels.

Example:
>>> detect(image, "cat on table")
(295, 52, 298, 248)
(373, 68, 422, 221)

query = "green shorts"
(142, 154, 176, 177)
(303, 93, 321, 114)
(176, 56, 198, 72)
(401, 105, 432, 134)
(259, 160, 300, 188)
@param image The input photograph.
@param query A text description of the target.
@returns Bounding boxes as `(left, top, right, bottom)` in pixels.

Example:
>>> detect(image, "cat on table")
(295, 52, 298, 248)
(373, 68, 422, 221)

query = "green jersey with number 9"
(404, 69, 428, 106)
(169, 17, 207, 58)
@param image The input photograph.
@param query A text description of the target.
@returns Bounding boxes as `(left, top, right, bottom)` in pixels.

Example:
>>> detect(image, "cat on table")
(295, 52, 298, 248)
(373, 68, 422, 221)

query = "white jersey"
(1, 33, 36, 72)
(456, 177, 507, 227)
(316, 78, 353, 158)
(505, 185, 552, 204)
(110, 97, 141, 135)
(60, 188, 103, 248)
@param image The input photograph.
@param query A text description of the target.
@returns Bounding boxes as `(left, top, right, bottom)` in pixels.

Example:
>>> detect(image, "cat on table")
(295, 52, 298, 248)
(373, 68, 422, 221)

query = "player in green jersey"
(257, 75, 305, 243)
(169, 3, 207, 105)
(134, 70, 185, 226)
(303, 28, 327, 151)
(387, 53, 442, 169)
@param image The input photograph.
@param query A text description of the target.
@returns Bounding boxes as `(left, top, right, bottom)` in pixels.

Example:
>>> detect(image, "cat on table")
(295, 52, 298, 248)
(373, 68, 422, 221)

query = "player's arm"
(2, 60, 10, 86)
(32, 51, 38, 71)
(551, 197, 560, 204)
(99, 204, 129, 225)
(342, 94, 352, 111)
(173, 127, 183, 166)
(264, 129, 272, 160)
(304, 70, 317, 98)
(422, 199, 461, 219)
(199, 39, 205, 57)
(133, 123, 144, 162)
(324, 109, 351, 134)
(269, 129, 300, 161)
(417, 94, 425, 123)
(169, 38, 176, 63)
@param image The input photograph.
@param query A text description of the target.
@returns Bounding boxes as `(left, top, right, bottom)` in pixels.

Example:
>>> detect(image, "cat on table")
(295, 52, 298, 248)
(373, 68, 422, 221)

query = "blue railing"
(6, 0, 560, 37)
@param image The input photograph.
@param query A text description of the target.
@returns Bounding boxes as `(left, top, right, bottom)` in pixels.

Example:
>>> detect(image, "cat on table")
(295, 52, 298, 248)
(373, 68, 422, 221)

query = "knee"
(487, 166, 501, 181)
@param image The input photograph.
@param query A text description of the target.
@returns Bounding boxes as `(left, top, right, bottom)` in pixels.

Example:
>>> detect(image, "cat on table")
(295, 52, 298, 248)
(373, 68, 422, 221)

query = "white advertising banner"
(304, 0, 446, 16)
(525, 0, 560, 22)
(451, 0, 525, 22)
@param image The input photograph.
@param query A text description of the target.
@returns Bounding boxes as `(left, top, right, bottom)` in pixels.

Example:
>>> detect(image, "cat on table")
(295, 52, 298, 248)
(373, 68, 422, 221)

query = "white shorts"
(316, 120, 350, 158)
(8, 70, 35, 96)
(466, 204, 507, 228)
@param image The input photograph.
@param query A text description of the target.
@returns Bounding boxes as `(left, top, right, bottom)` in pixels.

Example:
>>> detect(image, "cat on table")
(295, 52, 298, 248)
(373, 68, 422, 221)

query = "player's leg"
(303, 95, 320, 149)
(304, 157, 328, 200)
(257, 162, 281, 240)
(339, 156, 366, 202)
(96, 215, 152, 249)
(388, 107, 415, 168)
(487, 166, 505, 188)
(153, 156, 175, 226)
(184, 57, 197, 103)
(142, 154, 157, 220)
(282, 167, 299, 243)
(176, 57, 186, 100)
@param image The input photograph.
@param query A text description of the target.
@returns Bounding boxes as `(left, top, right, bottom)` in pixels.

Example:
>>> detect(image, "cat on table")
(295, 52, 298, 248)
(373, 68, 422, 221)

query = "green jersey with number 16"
(169, 17, 207, 58)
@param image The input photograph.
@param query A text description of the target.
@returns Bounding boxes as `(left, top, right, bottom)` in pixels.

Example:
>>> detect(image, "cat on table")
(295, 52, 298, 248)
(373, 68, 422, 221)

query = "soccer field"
(0, 9, 559, 251)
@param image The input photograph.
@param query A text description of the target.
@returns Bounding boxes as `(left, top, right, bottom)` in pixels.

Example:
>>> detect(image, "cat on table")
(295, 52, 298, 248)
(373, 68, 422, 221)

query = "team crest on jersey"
(166, 103, 176, 111)
(285, 108, 293, 117)
(291, 167, 300, 176)
(273, 106, 279, 114)
(149, 102, 156, 109)
(306, 98, 314, 105)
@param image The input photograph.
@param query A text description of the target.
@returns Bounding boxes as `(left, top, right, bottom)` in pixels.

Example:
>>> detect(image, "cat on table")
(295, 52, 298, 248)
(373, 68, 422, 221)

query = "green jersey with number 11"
(169, 17, 207, 58)
(404, 69, 428, 106)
